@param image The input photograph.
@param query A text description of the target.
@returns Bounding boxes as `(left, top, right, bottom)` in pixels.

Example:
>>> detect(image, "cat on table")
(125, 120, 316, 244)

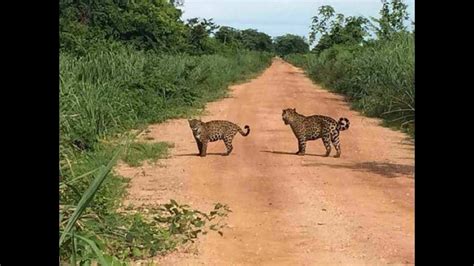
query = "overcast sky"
(180, 0, 415, 39)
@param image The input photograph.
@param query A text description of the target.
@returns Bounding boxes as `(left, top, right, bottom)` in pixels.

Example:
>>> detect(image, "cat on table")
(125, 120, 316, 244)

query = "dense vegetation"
(285, 0, 414, 135)
(60, 48, 272, 152)
(60, 0, 272, 264)
(274, 34, 310, 56)
(60, 0, 413, 264)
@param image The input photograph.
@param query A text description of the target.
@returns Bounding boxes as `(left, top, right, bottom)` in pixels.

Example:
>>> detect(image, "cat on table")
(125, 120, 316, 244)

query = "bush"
(60, 44, 272, 150)
(59, 42, 272, 263)
(285, 32, 414, 135)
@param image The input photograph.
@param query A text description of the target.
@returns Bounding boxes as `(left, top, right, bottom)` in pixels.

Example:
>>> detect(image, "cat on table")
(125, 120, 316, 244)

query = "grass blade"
(59, 145, 124, 246)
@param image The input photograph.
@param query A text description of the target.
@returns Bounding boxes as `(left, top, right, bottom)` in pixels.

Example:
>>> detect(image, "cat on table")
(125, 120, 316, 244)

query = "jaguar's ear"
(293, 108, 296, 111)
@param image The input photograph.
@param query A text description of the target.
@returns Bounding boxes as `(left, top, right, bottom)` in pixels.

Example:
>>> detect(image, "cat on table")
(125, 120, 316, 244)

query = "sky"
(180, 0, 415, 40)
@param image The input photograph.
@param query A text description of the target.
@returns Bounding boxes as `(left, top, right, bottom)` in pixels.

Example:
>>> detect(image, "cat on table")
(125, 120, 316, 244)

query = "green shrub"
(285, 32, 414, 135)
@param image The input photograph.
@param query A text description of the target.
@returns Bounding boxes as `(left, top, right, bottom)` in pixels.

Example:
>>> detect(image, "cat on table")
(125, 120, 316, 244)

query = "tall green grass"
(285, 32, 414, 136)
(61, 46, 272, 150)
(60, 44, 272, 264)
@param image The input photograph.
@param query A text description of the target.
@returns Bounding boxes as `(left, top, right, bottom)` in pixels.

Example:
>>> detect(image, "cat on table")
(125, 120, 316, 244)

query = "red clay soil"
(116, 58, 414, 265)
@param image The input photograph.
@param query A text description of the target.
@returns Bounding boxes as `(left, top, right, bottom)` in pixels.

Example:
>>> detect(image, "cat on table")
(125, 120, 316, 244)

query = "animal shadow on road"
(260, 150, 327, 157)
(303, 161, 414, 178)
(175, 152, 229, 157)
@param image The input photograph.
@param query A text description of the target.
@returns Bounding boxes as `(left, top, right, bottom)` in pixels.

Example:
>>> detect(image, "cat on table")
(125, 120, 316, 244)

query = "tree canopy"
(309, 0, 411, 53)
(274, 34, 309, 56)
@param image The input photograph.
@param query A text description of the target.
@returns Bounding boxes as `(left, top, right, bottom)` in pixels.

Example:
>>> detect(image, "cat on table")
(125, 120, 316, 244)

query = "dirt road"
(117, 58, 414, 265)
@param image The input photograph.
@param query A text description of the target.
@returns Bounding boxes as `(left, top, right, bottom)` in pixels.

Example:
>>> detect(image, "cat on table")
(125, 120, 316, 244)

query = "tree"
(215, 27, 273, 52)
(60, 0, 189, 53)
(310, 5, 369, 53)
(186, 17, 219, 54)
(215, 26, 242, 48)
(240, 29, 273, 52)
(370, 0, 410, 40)
(309, 5, 336, 43)
(273, 34, 309, 56)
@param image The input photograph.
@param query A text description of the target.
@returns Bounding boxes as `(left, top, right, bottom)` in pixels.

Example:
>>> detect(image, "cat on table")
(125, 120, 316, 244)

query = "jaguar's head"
(282, 108, 297, 125)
